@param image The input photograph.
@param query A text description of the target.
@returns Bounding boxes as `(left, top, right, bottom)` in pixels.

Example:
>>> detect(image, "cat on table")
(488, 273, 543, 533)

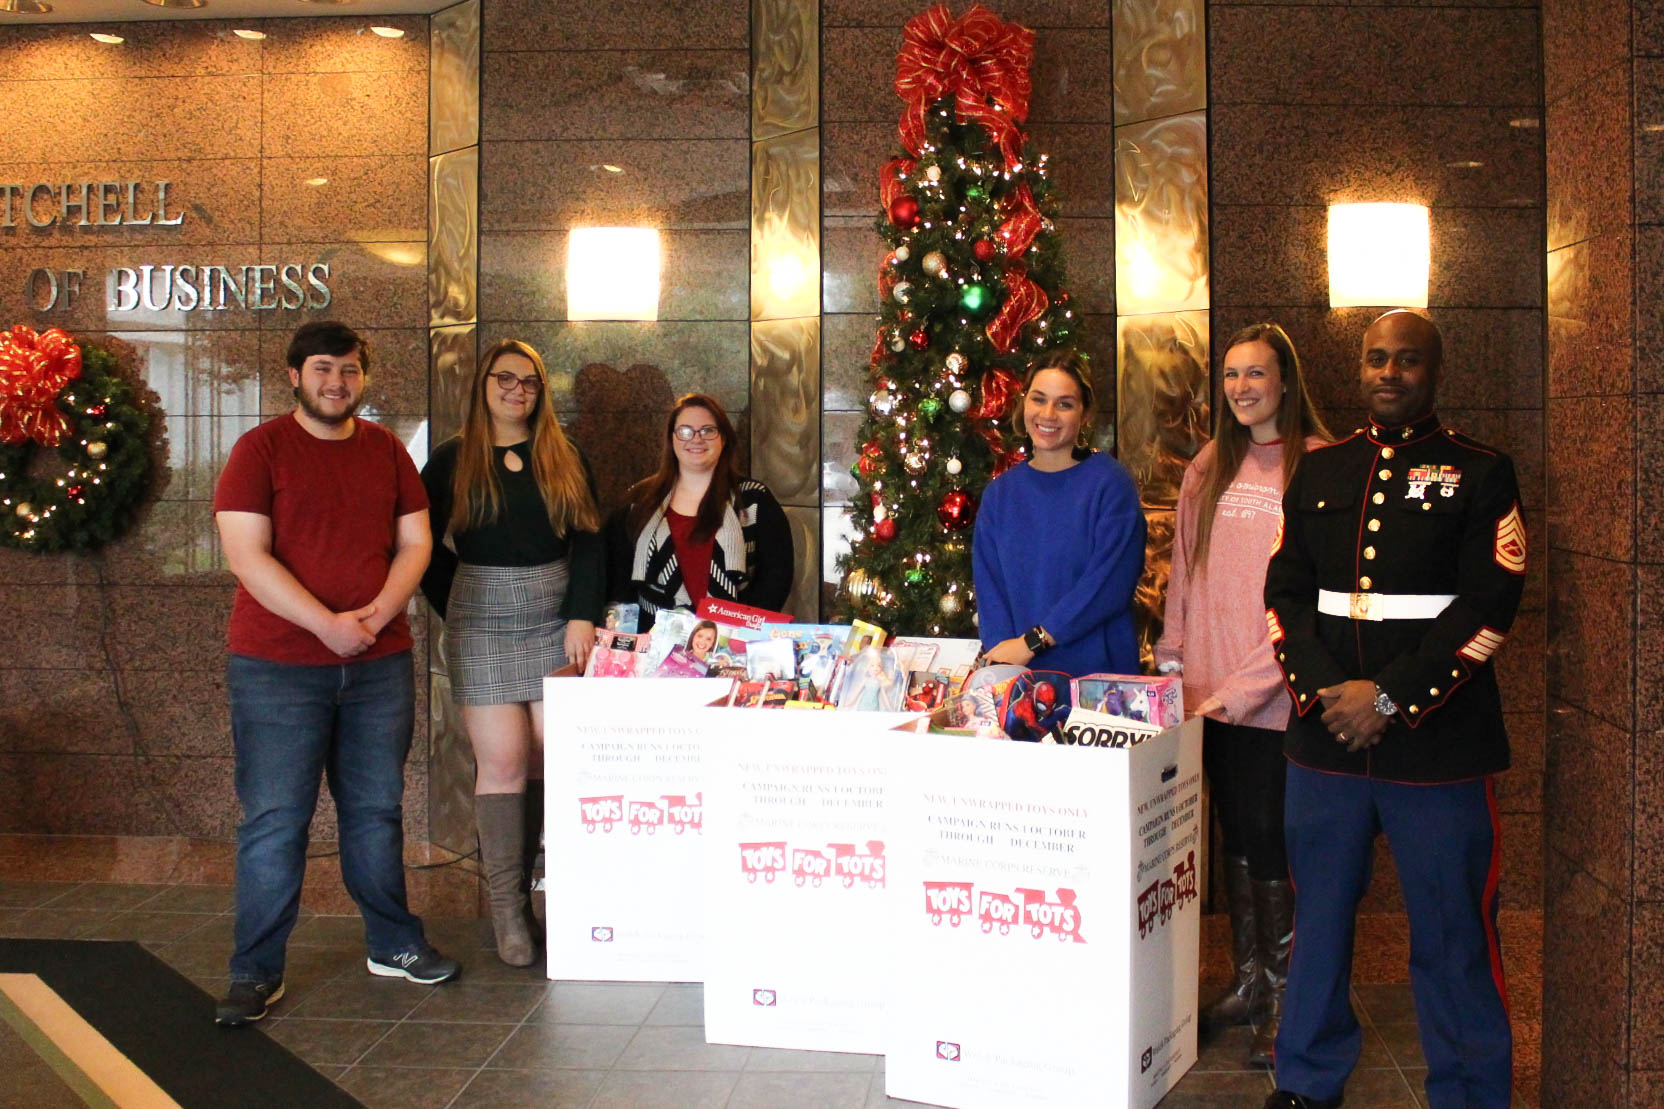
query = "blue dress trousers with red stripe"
(1264, 412, 1526, 1108)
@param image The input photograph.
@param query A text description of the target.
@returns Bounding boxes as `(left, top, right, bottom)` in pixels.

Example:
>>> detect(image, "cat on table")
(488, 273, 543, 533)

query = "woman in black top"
(420, 339, 602, 966)
(605, 393, 794, 627)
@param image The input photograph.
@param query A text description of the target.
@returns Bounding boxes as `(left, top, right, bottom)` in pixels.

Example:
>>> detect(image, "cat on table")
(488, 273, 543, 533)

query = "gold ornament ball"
(922, 251, 948, 278)
(87, 441, 108, 459)
(939, 591, 963, 616)
(15, 502, 33, 517)
(945, 352, 968, 374)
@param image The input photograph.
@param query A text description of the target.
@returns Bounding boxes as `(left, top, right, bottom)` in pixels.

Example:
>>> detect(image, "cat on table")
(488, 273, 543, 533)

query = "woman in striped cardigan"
(605, 393, 794, 628)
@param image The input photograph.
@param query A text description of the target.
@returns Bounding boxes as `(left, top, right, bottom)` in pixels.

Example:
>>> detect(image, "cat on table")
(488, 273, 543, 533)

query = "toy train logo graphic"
(578, 793, 702, 835)
(738, 840, 887, 889)
(936, 1041, 962, 1062)
(922, 881, 1087, 943)
(1136, 849, 1199, 939)
(752, 988, 777, 1007)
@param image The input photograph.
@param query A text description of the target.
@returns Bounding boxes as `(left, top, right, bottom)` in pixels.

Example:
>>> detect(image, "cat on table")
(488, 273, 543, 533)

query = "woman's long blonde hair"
(450, 339, 599, 537)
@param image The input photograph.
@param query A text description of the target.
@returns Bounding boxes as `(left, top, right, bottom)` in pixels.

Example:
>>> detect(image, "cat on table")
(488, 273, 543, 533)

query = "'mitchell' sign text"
(3, 179, 333, 313)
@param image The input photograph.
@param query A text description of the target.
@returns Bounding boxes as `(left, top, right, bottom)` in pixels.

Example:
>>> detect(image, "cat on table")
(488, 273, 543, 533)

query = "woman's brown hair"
(1010, 348, 1096, 448)
(1189, 322, 1331, 568)
(624, 393, 742, 544)
(450, 339, 600, 537)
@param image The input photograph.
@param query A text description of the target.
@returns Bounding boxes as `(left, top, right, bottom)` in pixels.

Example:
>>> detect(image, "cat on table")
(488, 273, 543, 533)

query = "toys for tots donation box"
(884, 719, 1203, 1109)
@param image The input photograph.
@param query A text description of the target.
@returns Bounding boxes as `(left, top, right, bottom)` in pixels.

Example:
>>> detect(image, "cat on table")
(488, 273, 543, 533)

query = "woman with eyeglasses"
(419, 339, 603, 967)
(605, 393, 794, 629)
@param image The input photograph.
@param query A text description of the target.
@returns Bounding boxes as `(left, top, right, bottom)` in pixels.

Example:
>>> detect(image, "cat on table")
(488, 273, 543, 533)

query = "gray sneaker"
(366, 945, 461, 984)
(215, 978, 284, 1027)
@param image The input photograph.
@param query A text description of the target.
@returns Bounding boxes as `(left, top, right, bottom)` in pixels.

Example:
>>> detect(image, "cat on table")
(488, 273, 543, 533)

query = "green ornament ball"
(959, 283, 991, 317)
(905, 567, 927, 585)
(918, 396, 944, 420)
(966, 185, 986, 202)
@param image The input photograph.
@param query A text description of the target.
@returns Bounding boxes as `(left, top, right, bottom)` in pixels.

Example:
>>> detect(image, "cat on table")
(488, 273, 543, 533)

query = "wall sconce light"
(1327, 202, 1430, 309)
(567, 227, 661, 322)
(754, 219, 818, 320)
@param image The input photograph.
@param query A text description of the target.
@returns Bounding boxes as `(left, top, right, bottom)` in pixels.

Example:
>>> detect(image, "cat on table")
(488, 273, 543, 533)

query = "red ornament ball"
(861, 439, 884, 460)
(888, 196, 920, 228)
(857, 453, 880, 478)
(908, 327, 930, 350)
(937, 490, 976, 531)
(972, 239, 997, 263)
(874, 517, 898, 543)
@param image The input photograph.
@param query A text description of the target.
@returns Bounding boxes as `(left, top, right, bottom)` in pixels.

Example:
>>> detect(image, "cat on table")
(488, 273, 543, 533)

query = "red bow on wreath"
(894, 4, 1036, 169)
(0, 325, 82, 447)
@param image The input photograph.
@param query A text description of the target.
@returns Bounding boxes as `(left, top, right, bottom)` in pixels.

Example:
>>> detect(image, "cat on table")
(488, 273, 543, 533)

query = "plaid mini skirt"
(445, 559, 569, 706)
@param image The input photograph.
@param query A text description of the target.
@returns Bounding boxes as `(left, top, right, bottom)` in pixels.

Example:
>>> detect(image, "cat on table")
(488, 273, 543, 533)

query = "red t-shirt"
(665, 510, 714, 610)
(214, 414, 428, 665)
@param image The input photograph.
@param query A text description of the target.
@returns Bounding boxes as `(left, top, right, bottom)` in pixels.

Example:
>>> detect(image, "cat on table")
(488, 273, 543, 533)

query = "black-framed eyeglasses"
(490, 370, 543, 393)
(674, 425, 721, 442)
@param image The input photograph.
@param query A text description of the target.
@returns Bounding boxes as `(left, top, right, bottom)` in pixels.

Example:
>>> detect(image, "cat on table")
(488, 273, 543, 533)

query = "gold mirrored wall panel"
(431, 0, 481, 157)
(430, 323, 477, 446)
(427, 671, 476, 856)
(754, 0, 818, 140)
(783, 505, 822, 625)
(750, 317, 821, 506)
(1116, 310, 1210, 667)
(1115, 110, 1209, 316)
(1112, 0, 1206, 126)
(430, 146, 479, 328)
(752, 127, 821, 322)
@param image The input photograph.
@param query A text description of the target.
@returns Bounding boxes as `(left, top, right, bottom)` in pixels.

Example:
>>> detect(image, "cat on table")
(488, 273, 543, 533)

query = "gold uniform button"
(1452, 669, 1460, 677)
(1409, 704, 1419, 713)
(1422, 502, 1432, 511)
(1373, 492, 1385, 505)
(1382, 447, 1395, 460)
(1299, 693, 1308, 702)
(1289, 673, 1297, 682)
(1364, 547, 1376, 560)
(1359, 576, 1373, 589)
(1401, 429, 1413, 440)
(1279, 653, 1286, 662)
(1369, 519, 1381, 532)
(1430, 687, 1441, 696)
(1317, 499, 1327, 508)
(1378, 468, 1392, 480)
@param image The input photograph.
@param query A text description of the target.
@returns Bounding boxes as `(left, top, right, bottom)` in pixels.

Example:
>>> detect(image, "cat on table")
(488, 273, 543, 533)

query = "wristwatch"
(1023, 626, 1052, 655)
(1372, 683, 1399, 716)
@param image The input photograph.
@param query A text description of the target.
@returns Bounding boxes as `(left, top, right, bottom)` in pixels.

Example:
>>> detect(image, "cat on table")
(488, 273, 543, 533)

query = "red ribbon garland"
(986, 263, 1050, 354)
(0, 325, 82, 447)
(879, 156, 917, 212)
(894, 4, 1035, 169)
(995, 180, 1043, 258)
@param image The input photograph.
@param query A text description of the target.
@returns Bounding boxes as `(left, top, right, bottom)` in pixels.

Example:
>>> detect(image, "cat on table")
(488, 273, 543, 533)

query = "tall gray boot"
(476, 793, 536, 967)
(1248, 877, 1295, 1067)
(1200, 856, 1261, 1035)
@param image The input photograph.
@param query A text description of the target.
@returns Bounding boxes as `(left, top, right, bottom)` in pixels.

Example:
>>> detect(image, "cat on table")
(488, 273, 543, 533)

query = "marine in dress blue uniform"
(1259, 312, 1525, 1109)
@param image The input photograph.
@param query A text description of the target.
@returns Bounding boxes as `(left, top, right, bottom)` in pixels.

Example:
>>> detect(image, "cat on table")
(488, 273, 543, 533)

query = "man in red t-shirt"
(211, 321, 458, 1027)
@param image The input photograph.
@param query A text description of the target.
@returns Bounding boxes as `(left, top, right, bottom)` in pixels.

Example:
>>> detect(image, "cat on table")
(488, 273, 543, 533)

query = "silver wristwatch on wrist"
(1372, 683, 1398, 716)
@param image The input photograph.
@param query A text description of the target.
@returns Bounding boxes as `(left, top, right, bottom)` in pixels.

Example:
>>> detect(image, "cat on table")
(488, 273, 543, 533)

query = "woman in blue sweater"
(972, 350, 1146, 677)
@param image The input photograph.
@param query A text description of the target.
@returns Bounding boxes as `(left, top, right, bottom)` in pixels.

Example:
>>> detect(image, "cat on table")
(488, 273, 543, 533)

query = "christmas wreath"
(0, 325, 159, 552)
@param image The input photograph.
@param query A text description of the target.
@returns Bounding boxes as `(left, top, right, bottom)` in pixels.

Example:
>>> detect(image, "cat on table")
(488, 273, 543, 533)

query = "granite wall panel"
(479, 139, 749, 232)
(484, 50, 750, 143)
(0, 19, 429, 840)
(482, 229, 749, 323)
(482, 1, 748, 52)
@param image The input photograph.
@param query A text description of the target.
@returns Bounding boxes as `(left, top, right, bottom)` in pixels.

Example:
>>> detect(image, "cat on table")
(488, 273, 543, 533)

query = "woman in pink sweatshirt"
(1156, 322, 1331, 1067)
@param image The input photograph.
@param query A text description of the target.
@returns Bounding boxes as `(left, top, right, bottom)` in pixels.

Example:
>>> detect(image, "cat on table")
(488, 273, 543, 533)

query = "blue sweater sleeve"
(971, 479, 1018, 650)
(1040, 460, 1146, 646)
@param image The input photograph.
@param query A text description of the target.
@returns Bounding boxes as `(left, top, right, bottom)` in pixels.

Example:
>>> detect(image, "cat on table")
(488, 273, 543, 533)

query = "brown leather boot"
(1249, 876, 1295, 1067)
(476, 793, 537, 967)
(1200, 855, 1261, 1034)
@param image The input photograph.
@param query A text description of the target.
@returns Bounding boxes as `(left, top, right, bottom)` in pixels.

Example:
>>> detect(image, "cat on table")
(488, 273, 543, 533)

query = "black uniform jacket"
(1263, 412, 1526, 783)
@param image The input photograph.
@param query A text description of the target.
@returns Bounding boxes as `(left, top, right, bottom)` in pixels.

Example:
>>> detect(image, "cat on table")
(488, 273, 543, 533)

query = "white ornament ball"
(894, 245, 910, 262)
(945, 351, 968, 374)
(890, 335, 907, 353)
(946, 456, 963, 475)
(948, 389, 972, 414)
(921, 251, 948, 278)
(86, 441, 108, 460)
(939, 592, 963, 616)
(905, 451, 927, 475)
(871, 389, 895, 416)
(892, 281, 912, 304)
(873, 503, 888, 523)
(925, 165, 942, 183)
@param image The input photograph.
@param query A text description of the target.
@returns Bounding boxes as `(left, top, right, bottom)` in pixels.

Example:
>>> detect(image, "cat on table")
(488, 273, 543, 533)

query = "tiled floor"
(0, 852, 1541, 1108)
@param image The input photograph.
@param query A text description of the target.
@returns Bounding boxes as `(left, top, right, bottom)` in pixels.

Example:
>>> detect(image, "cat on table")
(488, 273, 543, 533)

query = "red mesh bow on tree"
(894, 3, 1035, 169)
(0, 325, 82, 447)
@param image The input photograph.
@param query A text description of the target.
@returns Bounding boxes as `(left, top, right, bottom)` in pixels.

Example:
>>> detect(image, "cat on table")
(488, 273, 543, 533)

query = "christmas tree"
(835, 4, 1085, 637)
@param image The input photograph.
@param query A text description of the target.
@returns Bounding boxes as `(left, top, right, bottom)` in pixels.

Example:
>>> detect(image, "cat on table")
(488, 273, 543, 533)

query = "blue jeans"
(226, 651, 427, 982)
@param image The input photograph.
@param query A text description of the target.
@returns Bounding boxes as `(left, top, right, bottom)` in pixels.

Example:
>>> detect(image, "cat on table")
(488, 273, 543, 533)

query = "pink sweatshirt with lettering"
(1155, 436, 1324, 731)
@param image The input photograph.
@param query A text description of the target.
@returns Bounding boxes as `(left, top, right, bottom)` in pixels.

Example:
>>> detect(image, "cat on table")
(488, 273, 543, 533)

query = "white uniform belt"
(1317, 589, 1455, 622)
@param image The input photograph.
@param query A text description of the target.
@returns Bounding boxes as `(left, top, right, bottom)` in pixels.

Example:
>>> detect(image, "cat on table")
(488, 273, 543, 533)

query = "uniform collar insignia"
(1368, 412, 1441, 446)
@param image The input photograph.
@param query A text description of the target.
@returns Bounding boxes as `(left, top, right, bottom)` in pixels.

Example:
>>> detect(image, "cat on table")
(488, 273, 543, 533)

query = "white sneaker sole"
(365, 957, 458, 984)
(215, 981, 284, 1026)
